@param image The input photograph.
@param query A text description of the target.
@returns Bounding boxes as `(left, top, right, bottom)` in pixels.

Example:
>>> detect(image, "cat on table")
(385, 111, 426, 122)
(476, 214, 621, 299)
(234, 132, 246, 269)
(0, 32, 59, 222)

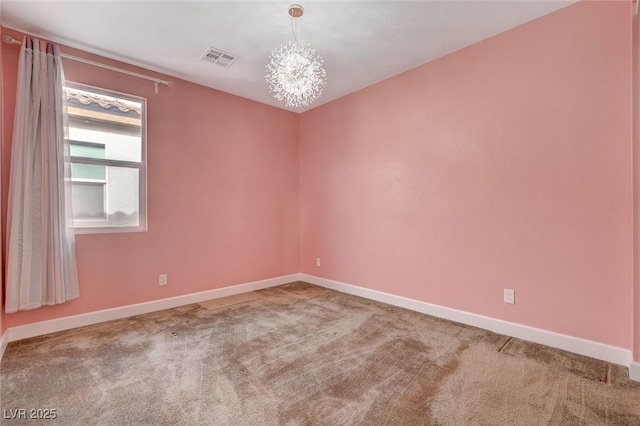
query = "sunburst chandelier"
(265, 4, 327, 108)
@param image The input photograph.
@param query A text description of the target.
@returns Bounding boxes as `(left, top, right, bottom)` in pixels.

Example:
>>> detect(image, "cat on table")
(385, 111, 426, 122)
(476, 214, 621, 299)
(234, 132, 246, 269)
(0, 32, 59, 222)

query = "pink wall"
(0, 16, 4, 337)
(1, 28, 300, 328)
(300, 1, 634, 349)
(633, 3, 640, 362)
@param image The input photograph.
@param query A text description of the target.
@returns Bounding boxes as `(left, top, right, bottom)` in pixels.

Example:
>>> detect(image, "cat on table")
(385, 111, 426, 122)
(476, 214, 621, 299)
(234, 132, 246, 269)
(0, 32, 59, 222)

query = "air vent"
(200, 47, 238, 68)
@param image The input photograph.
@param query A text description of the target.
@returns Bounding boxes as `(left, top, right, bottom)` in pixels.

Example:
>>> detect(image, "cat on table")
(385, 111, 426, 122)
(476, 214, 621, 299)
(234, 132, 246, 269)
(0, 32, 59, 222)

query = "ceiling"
(1, 1, 576, 113)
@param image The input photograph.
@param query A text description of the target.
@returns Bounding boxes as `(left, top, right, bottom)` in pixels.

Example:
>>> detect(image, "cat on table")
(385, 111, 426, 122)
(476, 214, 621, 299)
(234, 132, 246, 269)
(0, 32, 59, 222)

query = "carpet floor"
(1, 282, 639, 425)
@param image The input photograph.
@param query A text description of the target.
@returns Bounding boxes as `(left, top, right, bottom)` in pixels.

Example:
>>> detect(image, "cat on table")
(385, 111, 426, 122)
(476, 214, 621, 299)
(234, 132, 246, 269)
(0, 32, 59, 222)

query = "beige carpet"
(1, 282, 639, 425)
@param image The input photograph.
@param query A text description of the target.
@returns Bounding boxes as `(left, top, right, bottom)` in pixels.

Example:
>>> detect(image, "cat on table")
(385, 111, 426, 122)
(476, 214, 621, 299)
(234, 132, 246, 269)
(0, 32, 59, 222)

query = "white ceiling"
(1, 1, 576, 113)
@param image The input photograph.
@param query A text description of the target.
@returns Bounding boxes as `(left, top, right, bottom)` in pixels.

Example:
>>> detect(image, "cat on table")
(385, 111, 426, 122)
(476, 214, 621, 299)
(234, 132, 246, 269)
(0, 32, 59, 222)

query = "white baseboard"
(301, 274, 633, 369)
(2, 272, 637, 383)
(4, 273, 302, 345)
(0, 329, 8, 361)
(630, 362, 640, 381)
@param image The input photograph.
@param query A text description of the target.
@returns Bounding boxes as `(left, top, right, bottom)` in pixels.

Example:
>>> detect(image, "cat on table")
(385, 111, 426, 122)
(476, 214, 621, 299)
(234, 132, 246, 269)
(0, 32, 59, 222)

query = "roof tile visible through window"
(66, 88, 142, 117)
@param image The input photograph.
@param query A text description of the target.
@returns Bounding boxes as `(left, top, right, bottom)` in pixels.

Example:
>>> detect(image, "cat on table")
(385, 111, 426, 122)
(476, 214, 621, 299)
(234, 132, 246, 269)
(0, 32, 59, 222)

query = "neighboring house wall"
(0, 27, 300, 328)
(299, 1, 633, 349)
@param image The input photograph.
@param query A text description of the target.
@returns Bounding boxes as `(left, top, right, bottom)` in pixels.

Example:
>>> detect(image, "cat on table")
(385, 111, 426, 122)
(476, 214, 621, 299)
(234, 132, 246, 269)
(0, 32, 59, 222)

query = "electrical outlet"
(316, 258, 321, 267)
(504, 289, 515, 304)
(159, 274, 168, 286)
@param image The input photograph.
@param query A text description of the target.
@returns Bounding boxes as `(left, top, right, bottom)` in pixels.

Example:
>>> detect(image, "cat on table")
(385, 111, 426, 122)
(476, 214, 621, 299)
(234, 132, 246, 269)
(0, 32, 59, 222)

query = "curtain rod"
(1, 35, 172, 94)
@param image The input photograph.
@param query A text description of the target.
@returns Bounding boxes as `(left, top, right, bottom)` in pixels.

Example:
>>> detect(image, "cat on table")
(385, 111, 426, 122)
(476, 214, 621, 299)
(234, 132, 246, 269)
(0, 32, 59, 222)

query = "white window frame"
(66, 82, 147, 234)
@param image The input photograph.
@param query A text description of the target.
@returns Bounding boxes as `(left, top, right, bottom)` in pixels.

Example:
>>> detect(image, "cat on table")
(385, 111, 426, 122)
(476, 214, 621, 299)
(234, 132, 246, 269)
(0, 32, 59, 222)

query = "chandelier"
(265, 4, 327, 108)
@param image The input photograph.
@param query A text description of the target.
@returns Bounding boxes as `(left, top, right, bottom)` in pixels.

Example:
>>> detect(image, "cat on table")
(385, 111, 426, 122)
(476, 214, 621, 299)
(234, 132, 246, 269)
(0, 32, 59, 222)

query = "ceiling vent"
(200, 47, 238, 68)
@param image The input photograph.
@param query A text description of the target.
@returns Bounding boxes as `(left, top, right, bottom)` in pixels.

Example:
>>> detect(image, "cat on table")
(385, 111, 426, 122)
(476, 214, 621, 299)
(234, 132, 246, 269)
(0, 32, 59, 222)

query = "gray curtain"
(5, 37, 79, 313)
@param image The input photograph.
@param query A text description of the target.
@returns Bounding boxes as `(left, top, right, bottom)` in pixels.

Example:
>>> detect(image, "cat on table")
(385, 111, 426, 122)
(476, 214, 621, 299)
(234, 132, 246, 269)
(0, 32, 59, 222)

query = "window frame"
(66, 82, 148, 234)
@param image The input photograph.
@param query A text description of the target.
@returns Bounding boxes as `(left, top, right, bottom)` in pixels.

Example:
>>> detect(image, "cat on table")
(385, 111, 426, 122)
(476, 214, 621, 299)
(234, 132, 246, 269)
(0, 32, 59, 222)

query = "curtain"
(5, 37, 79, 313)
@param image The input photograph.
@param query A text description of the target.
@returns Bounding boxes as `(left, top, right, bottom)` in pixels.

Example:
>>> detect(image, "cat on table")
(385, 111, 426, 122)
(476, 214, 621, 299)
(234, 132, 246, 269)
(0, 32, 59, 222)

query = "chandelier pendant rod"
(291, 16, 298, 42)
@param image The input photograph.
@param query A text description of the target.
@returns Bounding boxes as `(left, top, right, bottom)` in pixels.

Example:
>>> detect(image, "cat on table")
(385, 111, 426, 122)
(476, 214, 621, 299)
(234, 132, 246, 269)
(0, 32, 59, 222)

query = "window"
(66, 83, 146, 233)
